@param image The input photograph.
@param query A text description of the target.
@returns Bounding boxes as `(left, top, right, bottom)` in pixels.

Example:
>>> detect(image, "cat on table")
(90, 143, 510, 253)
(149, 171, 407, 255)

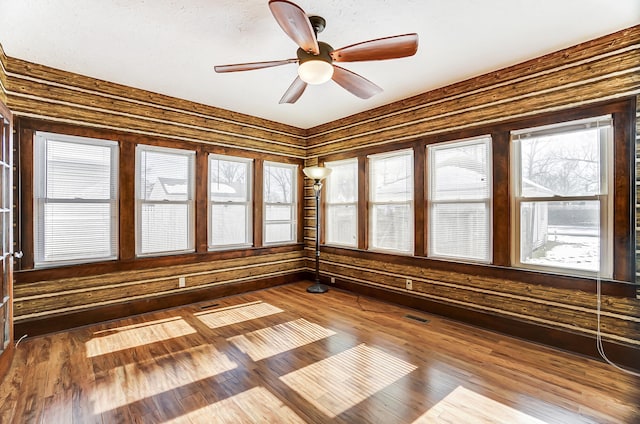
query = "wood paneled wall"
(14, 250, 305, 320)
(2, 50, 306, 158)
(0, 45, 311, 336)
(302, 25, 640, 357)
(1, 25, 639, 361)
(0, 44, 8, 105)
(306, 26, 640, 158)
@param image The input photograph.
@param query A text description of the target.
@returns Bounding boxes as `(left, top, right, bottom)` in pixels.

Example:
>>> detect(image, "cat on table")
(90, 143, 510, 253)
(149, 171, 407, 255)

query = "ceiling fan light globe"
(298, 60, 334, 84)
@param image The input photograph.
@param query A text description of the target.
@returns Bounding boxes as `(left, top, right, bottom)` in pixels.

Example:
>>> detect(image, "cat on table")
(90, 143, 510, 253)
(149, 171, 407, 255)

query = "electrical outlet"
(330, 277, 336, 284)
(179, 277, 186, 288)
(405, 279, 412, 290)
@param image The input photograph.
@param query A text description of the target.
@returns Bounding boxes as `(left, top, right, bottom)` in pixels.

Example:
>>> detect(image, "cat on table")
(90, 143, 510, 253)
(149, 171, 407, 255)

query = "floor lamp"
(303, 166, 332, 293)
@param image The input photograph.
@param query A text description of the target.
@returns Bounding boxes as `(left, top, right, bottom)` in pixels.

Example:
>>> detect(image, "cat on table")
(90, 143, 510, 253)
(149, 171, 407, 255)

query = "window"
(368, 149, 414, 254)
(209, 154, 252, 249)
(136, 145, 195, 256)
(325, 158, 358, 247)
(511, 115, 612, 277)
(264, 161, 297, 244)
(428, 137, 492, 262)
(34, 132, 118, 267)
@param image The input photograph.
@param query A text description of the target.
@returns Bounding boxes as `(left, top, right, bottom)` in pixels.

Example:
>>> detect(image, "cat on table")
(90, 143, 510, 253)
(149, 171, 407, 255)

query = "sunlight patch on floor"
(166, 386, 306, 423)
(91, 344, 238, 415)
(227, 318, 336, 361)
(280, 343, 417, 418)
(86, 316, 197, 357)
(195, 301, 284, 329)
(413, 385, 548, 423)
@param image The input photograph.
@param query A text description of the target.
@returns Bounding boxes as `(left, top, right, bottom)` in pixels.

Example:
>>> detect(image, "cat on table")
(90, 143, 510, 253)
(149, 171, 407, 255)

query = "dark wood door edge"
(0, 344, 14, 383)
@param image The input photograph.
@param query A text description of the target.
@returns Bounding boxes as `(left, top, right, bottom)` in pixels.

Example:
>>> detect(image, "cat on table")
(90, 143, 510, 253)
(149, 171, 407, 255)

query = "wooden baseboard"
(327, 275, 640, 372)
(15, 272, 305, 338)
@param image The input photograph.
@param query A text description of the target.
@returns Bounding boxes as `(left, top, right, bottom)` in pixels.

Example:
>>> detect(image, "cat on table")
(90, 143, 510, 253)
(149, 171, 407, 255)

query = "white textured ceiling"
(0, 1, 639, 129)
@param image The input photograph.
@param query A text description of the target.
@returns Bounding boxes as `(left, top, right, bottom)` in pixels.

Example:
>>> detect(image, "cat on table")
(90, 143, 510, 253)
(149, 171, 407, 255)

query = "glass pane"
(519, 200, 600, 272)
(139, 203, 191, 254)
(370, 151, 413, 202)
(140, 150, 192, 201)
(266, 205, 292, 221)
(45, 140, 114, 200)
(326, 205, 357, 247)
(519, 127, 604, 197)
(326, 159, 357, 203)
(210, 158, 249, 202)
(431, 141, 489, 201)
(430, 203, 489, 261)
(41, 203, 115, 261)
(265, 223, 293, 243)
(264, 163, 294, 203)
(370, 204, 412, 252)
(211, 204, 249, 246)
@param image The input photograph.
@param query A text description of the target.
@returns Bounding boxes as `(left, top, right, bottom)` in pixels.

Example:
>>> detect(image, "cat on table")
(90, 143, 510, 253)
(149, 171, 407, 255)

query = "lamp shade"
(298, 60, 334, 85)
(303, 166, 332, 180)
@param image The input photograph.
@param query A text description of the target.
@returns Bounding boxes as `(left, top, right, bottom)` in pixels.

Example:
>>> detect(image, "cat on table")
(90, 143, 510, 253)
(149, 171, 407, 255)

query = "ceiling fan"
(214, 0, 419, 104)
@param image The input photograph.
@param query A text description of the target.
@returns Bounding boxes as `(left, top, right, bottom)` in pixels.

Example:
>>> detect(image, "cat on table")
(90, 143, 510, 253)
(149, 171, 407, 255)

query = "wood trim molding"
(17, 126, 34, 269)
(358, 156, 368, 250)
(492, 131, 511, 266)
(195, 146, 209, 253)
(254, 159, 264, 248)
(330, 276, 640, 371)
(119, 140, 136, 261)
(15, 272, 306, 338)
(612, 100, 636, 281)
(413, 143, 425, 256)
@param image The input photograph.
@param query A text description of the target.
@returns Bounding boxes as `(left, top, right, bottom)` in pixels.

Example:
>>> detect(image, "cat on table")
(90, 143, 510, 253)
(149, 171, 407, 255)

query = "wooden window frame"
(324, 158, 359, 248)
(14, 118, 304, 283)
(317, 98, 636, 295)
(263, 161, 299, 246)
(207, 153, 253, 251)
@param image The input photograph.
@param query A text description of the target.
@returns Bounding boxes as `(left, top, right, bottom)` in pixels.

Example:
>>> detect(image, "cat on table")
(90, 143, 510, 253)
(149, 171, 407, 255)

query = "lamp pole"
(302, 166, 331, 293)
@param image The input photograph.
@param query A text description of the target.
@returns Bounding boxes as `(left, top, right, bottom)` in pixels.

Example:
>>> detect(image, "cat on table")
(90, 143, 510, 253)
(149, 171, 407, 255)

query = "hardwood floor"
(0, 282, 638, 423)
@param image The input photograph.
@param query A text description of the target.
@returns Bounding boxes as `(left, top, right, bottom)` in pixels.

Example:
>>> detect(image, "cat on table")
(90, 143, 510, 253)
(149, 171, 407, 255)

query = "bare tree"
(265, 166, 291, 203)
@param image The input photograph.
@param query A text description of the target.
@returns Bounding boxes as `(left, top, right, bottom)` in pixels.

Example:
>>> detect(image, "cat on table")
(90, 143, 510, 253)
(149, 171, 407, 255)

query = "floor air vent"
(199, 303, 220, 310)
(405, 314, 429, 323)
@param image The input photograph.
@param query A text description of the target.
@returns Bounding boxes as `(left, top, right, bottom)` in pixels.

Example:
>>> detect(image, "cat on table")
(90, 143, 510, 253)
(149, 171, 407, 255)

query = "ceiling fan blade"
(214, 59, 297, 73)
(279, 76, 308, 104)
(330, 33, 418, 62)
(332, 65, 383, 99)
(269, 0, 319, 54)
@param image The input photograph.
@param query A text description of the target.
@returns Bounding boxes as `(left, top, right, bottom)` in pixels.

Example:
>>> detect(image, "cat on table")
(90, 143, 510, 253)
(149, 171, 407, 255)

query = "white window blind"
(325, 158, 358, 247)
(264, 161, 297, 244)
(368, 149, 414, 254)
(209, 154, 253, 249)
(428, 137, 492, 262)
(34, 132, 118, 267)
(511, 115, 612, 276)
(136, 145, 195, 256)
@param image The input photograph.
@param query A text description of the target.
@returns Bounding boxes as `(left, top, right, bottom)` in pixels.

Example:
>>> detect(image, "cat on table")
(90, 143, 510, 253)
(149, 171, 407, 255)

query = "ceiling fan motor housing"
(297, 41, 334, 64)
